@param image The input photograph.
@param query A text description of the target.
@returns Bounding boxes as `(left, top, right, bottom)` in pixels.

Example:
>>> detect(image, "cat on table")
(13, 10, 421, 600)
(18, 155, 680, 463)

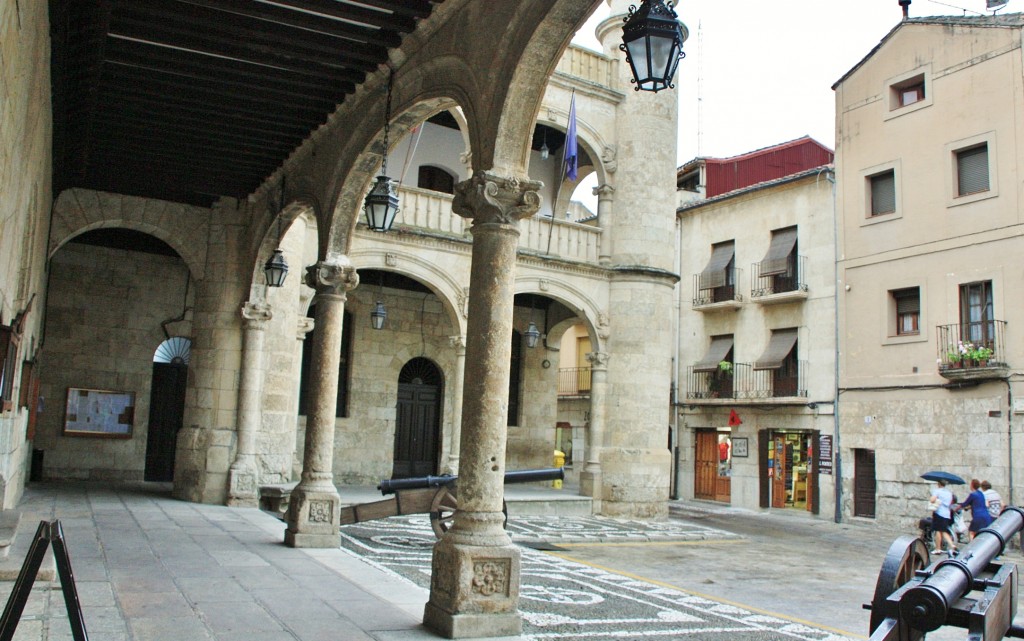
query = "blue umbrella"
(921, 471, 966, 485)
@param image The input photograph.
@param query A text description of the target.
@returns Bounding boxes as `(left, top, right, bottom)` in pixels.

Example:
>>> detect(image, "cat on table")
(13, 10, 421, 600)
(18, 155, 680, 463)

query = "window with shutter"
(870, 171, 896, 216)
(957, 145, 989, 197)
(892, 288, 920, 335)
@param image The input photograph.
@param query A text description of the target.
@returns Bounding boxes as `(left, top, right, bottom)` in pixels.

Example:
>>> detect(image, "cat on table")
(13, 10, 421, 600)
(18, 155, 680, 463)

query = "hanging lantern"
(263, 249, 289, 287)
(364, 69, 400, 232)
(371, 300, 387, 330)
(524, 321, 541, 349)
(620, 0, 687, 93)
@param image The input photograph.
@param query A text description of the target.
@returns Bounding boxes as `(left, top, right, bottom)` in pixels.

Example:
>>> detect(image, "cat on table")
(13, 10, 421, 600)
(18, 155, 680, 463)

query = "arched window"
(418, 166, 455, 194)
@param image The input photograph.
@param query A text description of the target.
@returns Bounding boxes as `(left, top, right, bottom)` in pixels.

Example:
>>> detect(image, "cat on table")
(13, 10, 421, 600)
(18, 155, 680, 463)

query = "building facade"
(834, 14, 1024, 529)
(675, 140, 838, 517)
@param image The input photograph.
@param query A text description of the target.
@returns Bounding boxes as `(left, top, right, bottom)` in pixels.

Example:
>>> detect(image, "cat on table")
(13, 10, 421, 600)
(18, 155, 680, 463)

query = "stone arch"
(535, 110, 612, 188)
(249, 200, 319, 301)
(514, 276, 606, 352)
(49, 188, 207, 279)
(348, 249, 468, 336)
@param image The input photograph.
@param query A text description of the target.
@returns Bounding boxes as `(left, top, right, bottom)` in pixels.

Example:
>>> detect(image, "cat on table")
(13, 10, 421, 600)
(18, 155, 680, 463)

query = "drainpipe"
(671, 211, 683, 499)
(824, 167, 843, 524)
(1006, 379, 1015, 506)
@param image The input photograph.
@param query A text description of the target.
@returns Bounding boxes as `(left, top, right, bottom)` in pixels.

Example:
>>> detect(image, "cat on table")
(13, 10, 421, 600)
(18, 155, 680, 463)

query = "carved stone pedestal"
(284, 481, 340, 548)
(423, 514, 522, 638)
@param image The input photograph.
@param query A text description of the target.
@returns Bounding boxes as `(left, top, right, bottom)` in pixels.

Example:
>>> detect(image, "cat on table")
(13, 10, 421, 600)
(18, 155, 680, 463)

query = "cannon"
(866, 506, 1024, 641)
(340, 467, 565, 539)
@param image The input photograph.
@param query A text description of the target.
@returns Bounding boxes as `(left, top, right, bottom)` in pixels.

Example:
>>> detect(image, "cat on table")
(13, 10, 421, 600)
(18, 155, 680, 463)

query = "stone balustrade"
(555, 44, 615, 87)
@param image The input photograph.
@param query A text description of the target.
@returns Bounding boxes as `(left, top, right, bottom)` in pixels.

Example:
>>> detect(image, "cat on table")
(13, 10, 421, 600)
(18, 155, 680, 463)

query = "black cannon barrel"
(378, 474, 456, 495)
(899, 506, 1024, 632)
(503, 467, 564, 485)
(377, 467, 564, 495)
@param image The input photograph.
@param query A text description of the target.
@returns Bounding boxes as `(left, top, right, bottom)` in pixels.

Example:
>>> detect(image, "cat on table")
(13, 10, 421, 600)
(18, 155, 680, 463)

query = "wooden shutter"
(957, 145, 989, 196)
(693, 336, 733, 372)
(699, 243, 734, 290)
(754, 329, 798, 370)
(761, 228, 797, 276)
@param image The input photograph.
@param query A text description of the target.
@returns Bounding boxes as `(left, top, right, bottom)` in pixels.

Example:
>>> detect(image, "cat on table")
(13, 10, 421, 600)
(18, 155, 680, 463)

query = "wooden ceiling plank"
(93, 110, 303, 146)
(268, 0, 416, 33)
(91, 118, 296, 156)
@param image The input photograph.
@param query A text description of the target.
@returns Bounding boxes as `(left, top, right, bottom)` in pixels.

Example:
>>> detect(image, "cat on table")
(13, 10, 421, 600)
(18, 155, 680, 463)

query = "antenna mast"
(697, 20, 703, 156)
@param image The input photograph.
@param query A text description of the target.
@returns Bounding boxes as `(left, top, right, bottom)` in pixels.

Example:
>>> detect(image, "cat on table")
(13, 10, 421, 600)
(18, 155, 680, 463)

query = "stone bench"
(259, 482, 298, 518)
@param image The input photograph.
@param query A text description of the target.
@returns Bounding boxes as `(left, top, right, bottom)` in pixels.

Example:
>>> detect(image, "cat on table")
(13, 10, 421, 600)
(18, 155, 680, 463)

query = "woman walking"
(929, 479, 957, 554)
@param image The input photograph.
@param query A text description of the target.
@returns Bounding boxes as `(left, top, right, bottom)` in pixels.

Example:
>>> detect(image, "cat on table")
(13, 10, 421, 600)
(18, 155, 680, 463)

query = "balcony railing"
(555, 44, 616, 88)
(692, 268, 744, 308)
(936, 321, 1008, 374)
(357, 187, 603, 263)
(558, 367, 592, 396)
(685, 362, 808, 400)
(750, 255, 808, 300)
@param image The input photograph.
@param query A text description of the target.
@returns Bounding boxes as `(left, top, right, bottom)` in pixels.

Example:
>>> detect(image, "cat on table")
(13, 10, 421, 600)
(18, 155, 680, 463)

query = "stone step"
(505, 487, 593, 517)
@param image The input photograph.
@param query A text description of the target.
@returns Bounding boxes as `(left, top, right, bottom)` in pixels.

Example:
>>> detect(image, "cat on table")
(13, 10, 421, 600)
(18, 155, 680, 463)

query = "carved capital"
(452, 171, 543, 225)
(296, 316, 315, 339)
(593, 184, 615, 201)
(586, 351, 610, 369)
(304, 256, 359, 297)
(449, 335, 467, 352)
(241, 301, 273, 326)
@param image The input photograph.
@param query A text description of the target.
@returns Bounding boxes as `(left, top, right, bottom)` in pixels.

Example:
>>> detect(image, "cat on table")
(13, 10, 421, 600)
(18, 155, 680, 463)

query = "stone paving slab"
(339, 515, 857, 641)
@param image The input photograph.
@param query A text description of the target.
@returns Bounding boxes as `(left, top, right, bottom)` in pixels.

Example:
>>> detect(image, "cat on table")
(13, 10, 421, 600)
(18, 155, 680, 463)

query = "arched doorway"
(145, 337, 190, 482)
(393, 357, 443, 478)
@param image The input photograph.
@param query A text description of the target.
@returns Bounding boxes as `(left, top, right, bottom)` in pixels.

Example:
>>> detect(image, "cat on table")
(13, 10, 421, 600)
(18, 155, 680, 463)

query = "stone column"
(444, 335, 467, 474)
(227, 301, 273, 507)
(423, 171, 541, 639)
(292, 316, 315, 480)
(594, 184, 615, 265)
(285, 256, 358, 548)
(579, 351, 609, 510)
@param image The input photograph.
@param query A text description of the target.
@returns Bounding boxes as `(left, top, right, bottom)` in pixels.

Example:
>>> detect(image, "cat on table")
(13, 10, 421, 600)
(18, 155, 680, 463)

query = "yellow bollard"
(553, 450, 565, 488)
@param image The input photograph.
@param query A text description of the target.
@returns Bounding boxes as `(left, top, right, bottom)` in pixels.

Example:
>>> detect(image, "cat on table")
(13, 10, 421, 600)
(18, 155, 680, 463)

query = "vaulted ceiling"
(49, 0, 445, 207)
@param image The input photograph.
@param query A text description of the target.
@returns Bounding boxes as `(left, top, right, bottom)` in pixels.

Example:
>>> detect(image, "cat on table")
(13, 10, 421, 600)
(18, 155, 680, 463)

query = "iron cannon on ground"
(339, 467, 565, 538)
(866, 506, 1024, 641)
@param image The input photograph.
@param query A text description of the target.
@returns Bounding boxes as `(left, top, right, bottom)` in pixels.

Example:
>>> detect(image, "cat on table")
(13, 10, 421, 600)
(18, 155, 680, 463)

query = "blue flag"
(564, 93, 578, 181)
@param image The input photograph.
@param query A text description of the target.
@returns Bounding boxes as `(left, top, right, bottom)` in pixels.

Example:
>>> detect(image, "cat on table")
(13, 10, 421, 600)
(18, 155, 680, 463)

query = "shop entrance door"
(767, 431, 817, 512)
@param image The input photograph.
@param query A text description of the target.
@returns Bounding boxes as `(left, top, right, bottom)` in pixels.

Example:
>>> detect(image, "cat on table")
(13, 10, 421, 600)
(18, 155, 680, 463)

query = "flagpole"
(547, 90, 577, 255)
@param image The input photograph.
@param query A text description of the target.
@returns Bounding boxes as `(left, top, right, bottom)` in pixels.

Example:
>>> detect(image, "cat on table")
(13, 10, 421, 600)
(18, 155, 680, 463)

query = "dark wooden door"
(854, 448, 877, 517)
(144, 363, 187, 482)
(694, 431, 718, 500)
(772, 436, 789, 508)
(393, 358, 443, 479)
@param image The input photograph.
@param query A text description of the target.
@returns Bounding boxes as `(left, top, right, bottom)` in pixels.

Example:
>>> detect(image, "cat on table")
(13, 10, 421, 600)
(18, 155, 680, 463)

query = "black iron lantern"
(620, 0, 686, 93)
(263, 250, 289, 287)
(371, 300, 387, 330)
(524, 321, 541, 349)
(364, 69, 400, 232)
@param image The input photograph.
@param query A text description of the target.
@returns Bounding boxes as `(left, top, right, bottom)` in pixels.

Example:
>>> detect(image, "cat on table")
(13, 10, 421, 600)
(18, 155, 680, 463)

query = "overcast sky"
(573, 0, 1022, 163)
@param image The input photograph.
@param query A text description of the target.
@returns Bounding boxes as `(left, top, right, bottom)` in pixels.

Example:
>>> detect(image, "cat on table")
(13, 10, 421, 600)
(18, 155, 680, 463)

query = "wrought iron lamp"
(263, 180, 289, 287)
(524, 321, 541, 349)
(620, 0, 686, 93)
(540, 127, 550, 160)
(364, 69, 400, 232)
(370, 272, 387, 330)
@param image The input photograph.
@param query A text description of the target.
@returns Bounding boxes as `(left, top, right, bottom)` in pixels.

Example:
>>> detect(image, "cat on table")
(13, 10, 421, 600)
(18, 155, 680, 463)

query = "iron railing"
(750, 255, 808, 298)
(692, 268, 744, 307)
(558, 367, 592, 396)
(685, 361, 808, 400)
(936, 320, 1007, 370)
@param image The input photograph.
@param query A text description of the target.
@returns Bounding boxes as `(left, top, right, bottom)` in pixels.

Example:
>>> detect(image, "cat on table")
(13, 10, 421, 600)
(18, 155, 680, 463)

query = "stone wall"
(36, 243, 192, 480)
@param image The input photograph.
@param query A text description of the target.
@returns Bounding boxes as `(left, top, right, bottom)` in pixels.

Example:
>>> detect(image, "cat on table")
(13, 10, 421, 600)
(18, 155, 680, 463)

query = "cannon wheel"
(429, 487, 508, 539)
(869, 535, 930, 634)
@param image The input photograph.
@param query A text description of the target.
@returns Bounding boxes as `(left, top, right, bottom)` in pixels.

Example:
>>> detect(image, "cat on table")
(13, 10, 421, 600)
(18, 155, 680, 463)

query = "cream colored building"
(834, 14, 1024, 528)
(675, 146, 838, 517)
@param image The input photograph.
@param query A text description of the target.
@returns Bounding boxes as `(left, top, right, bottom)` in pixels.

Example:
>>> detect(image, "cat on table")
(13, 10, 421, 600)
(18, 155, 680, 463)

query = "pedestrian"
(981, 480, 1003, 516)
(959, 479, 993, 541)
(929, 479, 957, 554)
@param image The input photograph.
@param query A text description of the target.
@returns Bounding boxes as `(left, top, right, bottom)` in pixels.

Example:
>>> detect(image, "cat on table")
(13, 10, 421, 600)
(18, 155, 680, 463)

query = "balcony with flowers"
(936, 321, 1009, 381)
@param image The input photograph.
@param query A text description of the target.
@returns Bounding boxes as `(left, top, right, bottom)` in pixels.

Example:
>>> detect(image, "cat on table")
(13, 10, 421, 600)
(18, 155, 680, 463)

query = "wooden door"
(854, 448, 876, 517)
(771, 436, 788, 508)
(392, 358, 442, 479)
(694, 430, 718, 500)
(144, 363, 187, 482)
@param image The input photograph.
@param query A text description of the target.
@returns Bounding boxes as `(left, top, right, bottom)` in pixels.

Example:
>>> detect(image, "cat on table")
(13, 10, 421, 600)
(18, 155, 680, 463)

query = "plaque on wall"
(63, 388, 135, 438)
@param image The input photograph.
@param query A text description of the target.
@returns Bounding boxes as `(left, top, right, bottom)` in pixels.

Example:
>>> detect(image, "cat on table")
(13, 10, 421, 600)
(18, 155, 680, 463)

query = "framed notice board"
(63, 388, 135, 438)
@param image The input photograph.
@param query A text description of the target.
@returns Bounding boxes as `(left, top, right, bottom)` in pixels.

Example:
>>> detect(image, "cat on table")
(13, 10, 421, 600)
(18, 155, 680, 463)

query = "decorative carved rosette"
(452, 171, 543, 225)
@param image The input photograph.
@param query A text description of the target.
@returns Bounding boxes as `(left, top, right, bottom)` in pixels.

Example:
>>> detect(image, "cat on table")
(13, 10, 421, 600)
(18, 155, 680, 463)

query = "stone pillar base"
(284, 485, 340, 548)
(227, 467, 258, 508)
(423, 528, 522, 639)
(423, 604, 522, 639)
(579, 469, 603, 514)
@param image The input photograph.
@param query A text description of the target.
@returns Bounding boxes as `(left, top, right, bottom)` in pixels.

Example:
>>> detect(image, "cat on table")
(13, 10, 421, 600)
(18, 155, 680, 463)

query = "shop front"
(760, 429, 819, 513)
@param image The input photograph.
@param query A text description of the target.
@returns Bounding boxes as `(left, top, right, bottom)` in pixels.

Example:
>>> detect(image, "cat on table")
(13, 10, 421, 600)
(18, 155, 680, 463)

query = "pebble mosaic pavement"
(339, 516, 860, 641)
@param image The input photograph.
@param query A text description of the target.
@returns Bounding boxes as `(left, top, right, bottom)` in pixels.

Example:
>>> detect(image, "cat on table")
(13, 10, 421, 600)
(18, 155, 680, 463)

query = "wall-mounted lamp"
(364, 69, 400, 232)
(620, 0, 686, 93)
(540, 127, 550, 160)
